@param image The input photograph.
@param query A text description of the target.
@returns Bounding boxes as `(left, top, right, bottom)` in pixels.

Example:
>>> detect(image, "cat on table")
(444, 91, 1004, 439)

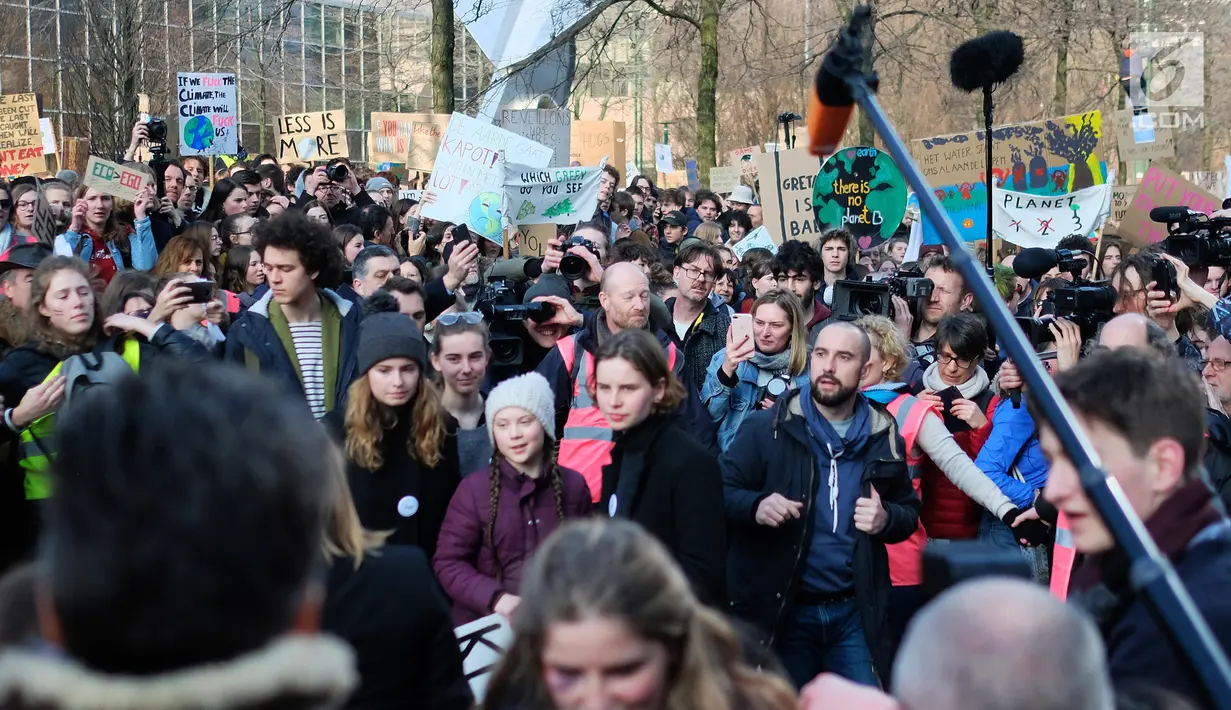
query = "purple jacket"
(433, 458, 593, 624)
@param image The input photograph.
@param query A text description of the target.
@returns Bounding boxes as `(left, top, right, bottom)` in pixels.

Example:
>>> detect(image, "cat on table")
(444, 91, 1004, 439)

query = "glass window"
(282, 40, 303, 84)
(324, 6, 343, 47)
(169, 0, 190, 26)
(349, 131, 363, 161)
(344, 9, 360, 44)
(31, 0, 55, 9)
(64, 113, 89, 138)
(283, 3, 301, 41)
(283, 84, 305, 114)
(61, 13, 86, 47)
(31, 61, 57, 109)
(324, 48, 343, 85)
(242, 124, 262, 152)
(30, 10, 56, 59)
(192, 0, 214, 29)
(60, 0, 82, 13)
(323, 88, 342, 114)
(306, 86, 323, 112)
(363, 19, 377, 45)
(303, 3, 321, 45)
(304, 46, 323, 85)
(344, 91, 362, 131)
(1, 60, 29, 94)
(344, 51, 361, 83)
(194, 34, 217, 67)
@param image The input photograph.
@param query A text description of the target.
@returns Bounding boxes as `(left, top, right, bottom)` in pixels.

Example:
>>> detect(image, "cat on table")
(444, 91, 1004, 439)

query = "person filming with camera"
(300, 159, 376, 228)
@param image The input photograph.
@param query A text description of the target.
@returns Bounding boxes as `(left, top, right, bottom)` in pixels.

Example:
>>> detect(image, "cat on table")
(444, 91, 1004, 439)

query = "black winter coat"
(1204, 408, 1231, 512)
(323, 545, 473, 710)
(665, 296, 732, 395)
(719, 390, 920, 675)
(600, 416, 728, 606)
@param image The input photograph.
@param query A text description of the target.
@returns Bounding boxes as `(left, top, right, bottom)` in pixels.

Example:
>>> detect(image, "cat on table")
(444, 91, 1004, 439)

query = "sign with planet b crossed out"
(812, 146, 908, 250)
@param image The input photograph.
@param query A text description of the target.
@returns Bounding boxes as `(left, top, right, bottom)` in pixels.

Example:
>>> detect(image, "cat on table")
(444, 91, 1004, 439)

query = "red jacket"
(919, 390, 998, 540)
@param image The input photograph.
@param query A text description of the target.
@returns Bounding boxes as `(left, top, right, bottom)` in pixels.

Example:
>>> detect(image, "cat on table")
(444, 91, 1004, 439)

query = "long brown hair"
(25, 257, 103, 358)
(153, 234, 206, 280)
(592, 329, 685, 415)
(321, 441, 389, 569)
(344, 372, 446, 469)
(72, 185, 130, 257)
(751, 289, 808, 376)
(483, 519, 797, 710)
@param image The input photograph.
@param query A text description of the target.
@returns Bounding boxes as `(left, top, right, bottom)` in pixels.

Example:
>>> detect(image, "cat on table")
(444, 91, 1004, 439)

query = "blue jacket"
(700, 348, 809, 450)
(225, 288, 361, 417)
(972, 400, 1048, 509)
(720, 389, 920, 672)
(59, 217, 157, 272)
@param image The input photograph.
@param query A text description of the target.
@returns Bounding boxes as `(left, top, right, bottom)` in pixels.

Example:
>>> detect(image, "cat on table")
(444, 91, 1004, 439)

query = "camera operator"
(299, 159, 375, 228)
(903, 254, 974, 386)
(1036, 350, 1231, 706)
(1117, 252, 1204, 372)
(1054, 234, 1096, 279)
(541, 222, 607, 295)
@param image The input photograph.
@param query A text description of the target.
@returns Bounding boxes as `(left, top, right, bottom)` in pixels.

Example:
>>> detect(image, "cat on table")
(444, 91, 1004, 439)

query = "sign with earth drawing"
(177, 73, 238, 156)
(811, 146, 908, 249)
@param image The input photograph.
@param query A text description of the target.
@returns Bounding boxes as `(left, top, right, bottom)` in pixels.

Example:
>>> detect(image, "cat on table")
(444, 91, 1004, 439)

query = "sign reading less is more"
(276, 110, 348, 163)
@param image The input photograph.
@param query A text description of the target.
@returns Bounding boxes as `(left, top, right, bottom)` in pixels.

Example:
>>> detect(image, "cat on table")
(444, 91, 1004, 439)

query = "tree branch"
(639, 0, 702, 30)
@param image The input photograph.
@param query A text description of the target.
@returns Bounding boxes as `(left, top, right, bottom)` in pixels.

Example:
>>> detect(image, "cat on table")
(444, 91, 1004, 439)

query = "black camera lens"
(560, 255, 587, 281)
(327, 164, 348, 182)
(528, 301, 558, 324)
(146, 119, 167, 140)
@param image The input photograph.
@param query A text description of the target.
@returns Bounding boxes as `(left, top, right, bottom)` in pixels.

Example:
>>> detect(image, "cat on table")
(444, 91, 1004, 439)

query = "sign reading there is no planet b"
(812, 146, 908, 250)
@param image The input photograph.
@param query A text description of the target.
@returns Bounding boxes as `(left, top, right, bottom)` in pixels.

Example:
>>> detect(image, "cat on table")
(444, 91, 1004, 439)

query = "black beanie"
(357, 312, 426, 375)
(523, 274, 573, 304)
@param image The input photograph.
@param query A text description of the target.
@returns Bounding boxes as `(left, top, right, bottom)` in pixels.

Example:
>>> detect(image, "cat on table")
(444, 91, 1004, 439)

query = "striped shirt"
(288, 321, 327, 419)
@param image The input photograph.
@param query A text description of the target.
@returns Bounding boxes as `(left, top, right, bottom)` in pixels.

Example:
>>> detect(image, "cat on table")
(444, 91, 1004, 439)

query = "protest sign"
(685, 158, 700, 192)
(812, 146, 908, 249)
(423, 112, 552, 244)
(514, 223, 555, 257)
(0, 93, 45, 178)
(504, 162, 604, 226)
(455, 613, 512, 703)
(177, 73, 238, 156)
(408, 118, 450, 171)
(654, 144, 674, 174)
(1114, 110, 1174, 162)
(991, 184, 1111, 248)
(368, 112, 442, 165)
(625, 160, 640, 187)
(1119, 164, 1220, 245)
(276, 110, 348, 162)
(730, 226, 777, 260)
(731, 146, 762, 178)
(1109, 186, 1132, 226)
(30, 190, 57, 246)
(912, 111, 1106, 243)
(570, 121, 625, 172)
(753, 148, 824, 244)
(39, 118, 56, 156)
(501, 108, 570, 167)
(708, 166, 741, 194)
(1186, 171, 1226, 199)
(83, 156, 150, 202)
(659, 171, 688, 189)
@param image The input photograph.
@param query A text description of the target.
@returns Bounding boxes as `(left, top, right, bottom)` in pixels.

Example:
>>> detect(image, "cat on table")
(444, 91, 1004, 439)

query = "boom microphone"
(807, 6, 875, 157)
(1012, 247, 1059, 281)
(949, 31, 1025, 92)
(1150, 206, 1204, 223)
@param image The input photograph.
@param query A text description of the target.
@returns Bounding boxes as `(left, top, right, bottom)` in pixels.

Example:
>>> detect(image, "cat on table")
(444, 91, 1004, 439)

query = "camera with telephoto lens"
(145, 117, 168, 156)
(476, 277, 557, 367)
(559, 235, 601, 281)
(1015, 279, 1116, 346)
(327, 162, 349, 183)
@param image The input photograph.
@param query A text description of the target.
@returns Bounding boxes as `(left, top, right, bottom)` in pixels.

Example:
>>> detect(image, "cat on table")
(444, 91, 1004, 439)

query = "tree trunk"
(694, 0, 720, 182)
(431, 0, 455, 114)
(1052, 0, 1072, 115)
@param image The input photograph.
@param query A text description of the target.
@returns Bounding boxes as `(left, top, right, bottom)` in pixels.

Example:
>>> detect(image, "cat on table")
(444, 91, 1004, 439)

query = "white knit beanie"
(484, 372, 557, 444)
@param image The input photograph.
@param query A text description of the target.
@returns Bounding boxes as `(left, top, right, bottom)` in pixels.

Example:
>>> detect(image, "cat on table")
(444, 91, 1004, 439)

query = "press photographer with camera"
(1113, 252, 1203, 372)
(541, 222, 607, 293)
(299, 160, 375, 228)
(898, 255, 974, 386)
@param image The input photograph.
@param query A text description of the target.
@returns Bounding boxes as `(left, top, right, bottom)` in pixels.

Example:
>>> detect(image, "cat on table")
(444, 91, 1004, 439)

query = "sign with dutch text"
(500, 108, 570, 167)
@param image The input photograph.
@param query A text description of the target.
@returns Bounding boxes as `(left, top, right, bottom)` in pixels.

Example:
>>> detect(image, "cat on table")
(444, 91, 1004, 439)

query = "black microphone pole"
(820, 6, 1231, 706)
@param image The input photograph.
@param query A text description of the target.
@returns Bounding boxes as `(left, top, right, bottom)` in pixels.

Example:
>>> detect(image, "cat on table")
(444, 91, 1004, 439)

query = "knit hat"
(357, 311, 426, 375)
(366, 177, 394, 193)
(484, 372, 557, 444)
(523, 274, 572, 304)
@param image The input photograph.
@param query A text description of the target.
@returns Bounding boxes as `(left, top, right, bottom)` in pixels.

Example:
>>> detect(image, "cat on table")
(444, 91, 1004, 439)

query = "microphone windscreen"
(1012, 247, 1059, 281)
(950, 31, 1025, 92)
(1148, 206, 1196, 223)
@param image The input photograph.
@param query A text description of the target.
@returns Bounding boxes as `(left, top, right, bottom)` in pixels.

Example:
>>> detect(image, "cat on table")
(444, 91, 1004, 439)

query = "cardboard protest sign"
(455, 613, 513, 703)
(1119, 164, 1220, 245)
(1108, 186, 1132, 227)
(30, 190, 57, 246)
(504, 162, 604, 226)
(654, 144, 674, 174)
(730, 226, 777, 260)
(684, 158, 700, 192)
(912, 111, 1106, 243)
(708, 166, 741, 194)
(369, 112, 434, 165)
(423, 112, 552, 244)
(1114, 110, 1174, 162)
(500, 109, 570, 167)
(514, 223, 555, 257)
(83, 156, 150, 202)
(570, 121, 625, 172)
(39, 118, 56, 156)
(177, 73, 238, 156)
(0, 93, 46, 178)
(992, 184, 1111, 248)
(753, 148, 824, 244)
(276, 110, 348, 163)
(658, 171, 688, 189)
(1186, 171, 1226, 199)
(812, 146, 908, 249)
(731, 146, 762, 178)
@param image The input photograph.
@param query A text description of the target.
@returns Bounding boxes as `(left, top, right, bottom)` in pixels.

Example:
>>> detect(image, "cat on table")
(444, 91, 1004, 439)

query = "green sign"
(811, 146, 908, 249)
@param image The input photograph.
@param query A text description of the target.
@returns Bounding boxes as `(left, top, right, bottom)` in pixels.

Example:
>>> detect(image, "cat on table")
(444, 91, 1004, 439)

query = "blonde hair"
(344, 374, 447, 469)
(751, 290, 809, 376)
(320, 441, 388, 568)
(855, 314, 910, 381)
(693, 221, 725, 245)
(483, 519, 796, 710)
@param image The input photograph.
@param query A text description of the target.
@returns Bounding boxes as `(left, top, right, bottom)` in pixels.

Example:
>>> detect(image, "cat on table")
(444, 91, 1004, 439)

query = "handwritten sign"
(730, 226, 777, 260)
(708, 166, 741, 194)
(276, 110, 348, 162)
(30, 189, 57, 246)
(731, 146, 762, 178)
(504, 162, 604, 226)
(1109, 186, 1132, 227)
(408, 118, 450, 171)
(39, 118, 56, 156)
(654, 144, 674, 174)
(455, 613, 513, 703)
(369, 112, 430, 165)
(1119, 164, 1220, 245)
(501, 109, 571, 167)
(753, 148, 823, 244)
(992, 184, 1111, 248)
(0, 93, 46, 177)
(83, 156, 150, 202)
(515, 223, 555, 257)
(571, 121, 625, 172)
(177, 73, 237, 156)
(812, 146, 908, 249)
(423, 112, 552, 244)
(1186, 171, 1226, 199)
(1114, 110, 1174, 162)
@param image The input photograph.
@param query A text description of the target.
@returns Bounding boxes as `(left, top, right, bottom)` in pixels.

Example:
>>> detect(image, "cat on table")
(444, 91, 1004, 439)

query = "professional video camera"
(1012, 247, 1115, 345)
(1152, 206, 1231, 268)
(475, 276, 557, 367)
(887, 265, 934, 300)
(559, 234, 602, 281)
(831, 268, 933, 321)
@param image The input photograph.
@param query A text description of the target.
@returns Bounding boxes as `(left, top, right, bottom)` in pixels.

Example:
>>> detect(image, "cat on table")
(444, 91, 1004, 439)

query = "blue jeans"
(774, 597, 877, 689)
(977, 509, 1023, 552)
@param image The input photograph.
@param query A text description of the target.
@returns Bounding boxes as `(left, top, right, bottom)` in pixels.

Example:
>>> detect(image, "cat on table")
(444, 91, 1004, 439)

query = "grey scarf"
(750, 348, 792, 375)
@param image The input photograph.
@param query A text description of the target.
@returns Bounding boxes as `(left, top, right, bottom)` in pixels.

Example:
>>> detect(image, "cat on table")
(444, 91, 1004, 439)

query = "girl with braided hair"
(433, 372, 593, 625)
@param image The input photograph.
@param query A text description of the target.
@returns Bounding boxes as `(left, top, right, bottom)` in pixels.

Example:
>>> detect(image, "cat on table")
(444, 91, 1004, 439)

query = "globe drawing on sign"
(184, 116, 215, 152)
(468, 191, 503, 240)
(812, 146, 908, 248)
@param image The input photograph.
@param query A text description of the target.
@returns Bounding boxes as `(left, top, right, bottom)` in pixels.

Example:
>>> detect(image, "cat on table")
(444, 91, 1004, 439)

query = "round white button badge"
(397, 495, 420, 518)
(608, 494, 618, 518)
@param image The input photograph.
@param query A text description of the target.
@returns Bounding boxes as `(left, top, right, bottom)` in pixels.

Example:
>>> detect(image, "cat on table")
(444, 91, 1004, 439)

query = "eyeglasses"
(437, 311, 484, 327)
(1202, 358, 1231, 373)
(936, 352, 976, 369)
(15, 201, 37, 210)
(679, 264, 717, 283)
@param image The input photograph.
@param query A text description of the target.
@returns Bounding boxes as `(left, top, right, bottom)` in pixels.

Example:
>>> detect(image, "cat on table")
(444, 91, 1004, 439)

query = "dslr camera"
(327, 161, 350, 183)
(1154, 206, 1231, 268)
(559, 235, 602, 281)
(145, 117, 168, 156)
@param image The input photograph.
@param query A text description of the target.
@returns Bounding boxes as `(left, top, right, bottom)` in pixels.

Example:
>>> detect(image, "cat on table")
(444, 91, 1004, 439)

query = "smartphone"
(1152, 259, 1177, 300)
(184, 279, 214, 304)
(731, 313, 754, 346)
(935, 386, 970, 433)
(452, 223, 473, 246)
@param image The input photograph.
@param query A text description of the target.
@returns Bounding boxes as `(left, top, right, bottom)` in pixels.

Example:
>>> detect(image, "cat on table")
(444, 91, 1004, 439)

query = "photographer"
(1055, 234, 1096, 279)
(1119, 252, 1204, 371)
(903, 254, 975, 386)
(541, 222, 607, 294)
(300, 160, 375, 228)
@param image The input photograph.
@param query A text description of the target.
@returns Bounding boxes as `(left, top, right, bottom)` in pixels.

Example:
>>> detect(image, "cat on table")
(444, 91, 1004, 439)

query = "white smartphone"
(731, 313, 754, 346)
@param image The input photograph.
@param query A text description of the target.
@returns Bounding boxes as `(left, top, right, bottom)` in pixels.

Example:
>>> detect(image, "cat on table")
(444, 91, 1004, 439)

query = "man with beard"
(721, 321, 919, 689)
(537, 262, 717, 501)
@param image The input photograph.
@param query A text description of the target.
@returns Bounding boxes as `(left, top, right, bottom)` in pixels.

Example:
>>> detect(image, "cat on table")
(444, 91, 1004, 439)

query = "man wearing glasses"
(669, 241, 731, 394)
(301, 159, 375, 228)
(1201, 336, 1231, 511)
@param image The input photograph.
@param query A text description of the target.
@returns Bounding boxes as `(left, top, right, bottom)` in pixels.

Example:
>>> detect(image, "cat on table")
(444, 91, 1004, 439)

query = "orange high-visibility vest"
(1051, 511, 1076, 600)
(883, 393, 937, 587)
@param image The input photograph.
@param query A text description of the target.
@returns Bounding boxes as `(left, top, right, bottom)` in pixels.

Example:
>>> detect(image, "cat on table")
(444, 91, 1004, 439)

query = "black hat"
(357, 311, 427, 375)
(523, 274, 572, 304)
(0, 243, 53, 276)
(661, 210, 689, 228)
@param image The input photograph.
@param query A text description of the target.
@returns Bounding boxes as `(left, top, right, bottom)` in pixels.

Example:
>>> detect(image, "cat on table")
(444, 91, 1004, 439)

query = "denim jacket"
(700, 347, 809, 450)
(55, 217, 157, 272)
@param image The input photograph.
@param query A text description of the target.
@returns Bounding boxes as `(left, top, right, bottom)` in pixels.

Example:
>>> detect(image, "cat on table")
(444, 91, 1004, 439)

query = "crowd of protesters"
(0, 118, 1228, 710)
